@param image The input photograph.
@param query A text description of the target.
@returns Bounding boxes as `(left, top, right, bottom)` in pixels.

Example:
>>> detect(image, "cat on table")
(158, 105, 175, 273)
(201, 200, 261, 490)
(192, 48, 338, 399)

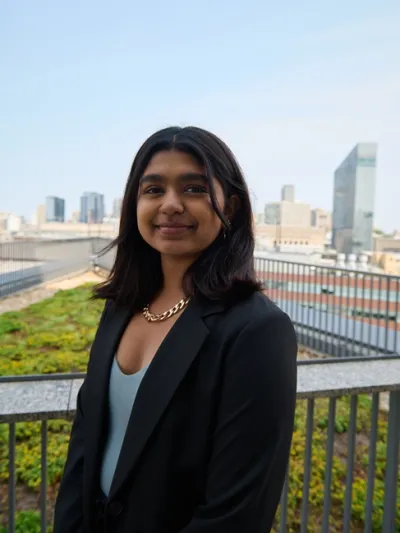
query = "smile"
(155, 225, 194, 235)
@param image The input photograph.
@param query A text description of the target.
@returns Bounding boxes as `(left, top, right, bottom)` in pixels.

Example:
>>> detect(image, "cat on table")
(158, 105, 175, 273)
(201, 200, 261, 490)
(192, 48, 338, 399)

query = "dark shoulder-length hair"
(94, 126, 261, 309)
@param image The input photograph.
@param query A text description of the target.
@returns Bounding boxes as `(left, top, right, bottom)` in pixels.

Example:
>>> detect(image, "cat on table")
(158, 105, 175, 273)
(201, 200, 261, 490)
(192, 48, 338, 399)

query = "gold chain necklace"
(143, 295, 191, 323)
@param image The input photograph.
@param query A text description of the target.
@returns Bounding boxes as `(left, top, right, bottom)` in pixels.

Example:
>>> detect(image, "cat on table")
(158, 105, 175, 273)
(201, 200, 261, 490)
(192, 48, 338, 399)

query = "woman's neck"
(160, 254, 194, 299)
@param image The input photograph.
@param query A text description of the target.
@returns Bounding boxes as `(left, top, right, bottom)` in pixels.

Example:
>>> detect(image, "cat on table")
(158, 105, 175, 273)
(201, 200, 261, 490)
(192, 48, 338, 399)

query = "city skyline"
(0, 141, 395, 232)
(4, 185, 333, 224)
(1, 2, 399, 232)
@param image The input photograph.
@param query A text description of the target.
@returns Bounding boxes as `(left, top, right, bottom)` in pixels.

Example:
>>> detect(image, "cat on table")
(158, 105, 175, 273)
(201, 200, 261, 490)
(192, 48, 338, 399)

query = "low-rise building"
(371, 252, 400, 275)
(373, 235, 400, 254)
(311, 208, 331, 231)
(255, 224, 325, 253)
(264, 201, 311, 227)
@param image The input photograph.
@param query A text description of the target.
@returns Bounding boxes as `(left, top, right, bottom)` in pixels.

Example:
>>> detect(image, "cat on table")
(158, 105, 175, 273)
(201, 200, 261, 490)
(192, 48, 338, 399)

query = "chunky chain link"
(142, 296, 191, 322)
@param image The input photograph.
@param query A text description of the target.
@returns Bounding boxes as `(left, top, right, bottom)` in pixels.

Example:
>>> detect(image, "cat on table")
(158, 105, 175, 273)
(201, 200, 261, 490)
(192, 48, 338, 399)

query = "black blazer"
(54, 291, 297, 533)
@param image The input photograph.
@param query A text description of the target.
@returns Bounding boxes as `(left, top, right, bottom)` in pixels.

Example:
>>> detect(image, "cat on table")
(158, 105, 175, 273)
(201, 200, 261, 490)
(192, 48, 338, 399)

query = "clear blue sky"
(1, 0, 399, 231)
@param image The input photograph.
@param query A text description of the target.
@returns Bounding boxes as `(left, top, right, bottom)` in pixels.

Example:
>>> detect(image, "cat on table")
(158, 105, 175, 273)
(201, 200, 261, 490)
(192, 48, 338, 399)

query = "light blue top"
(100, 357, 149, 496)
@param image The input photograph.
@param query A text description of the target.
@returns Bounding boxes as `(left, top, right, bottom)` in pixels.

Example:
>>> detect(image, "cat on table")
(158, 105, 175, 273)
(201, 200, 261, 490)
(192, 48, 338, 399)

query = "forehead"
(143, 150, 203, 176)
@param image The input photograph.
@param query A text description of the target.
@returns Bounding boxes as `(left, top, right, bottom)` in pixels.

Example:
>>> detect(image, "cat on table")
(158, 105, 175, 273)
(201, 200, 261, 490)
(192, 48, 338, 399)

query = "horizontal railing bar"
(1, 354, 400, 385)
(253, 255, 400, 281)
(1, 364, 399, 422)
(0, 372, 86, 383)
(297, 354, 400, 364)
(2, 241, 399, 280)
(1, 384, 399, 424)
(296, 384, 400, 399)
(292, 321, 399, 355)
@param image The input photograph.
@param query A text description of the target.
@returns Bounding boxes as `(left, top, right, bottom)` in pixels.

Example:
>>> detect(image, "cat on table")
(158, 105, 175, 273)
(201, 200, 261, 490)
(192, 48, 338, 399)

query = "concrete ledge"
(0, 380, 72, 422)
(1, 359, 400, 422)
(297, 358, 400, 398)
(69, 379, 84, 412)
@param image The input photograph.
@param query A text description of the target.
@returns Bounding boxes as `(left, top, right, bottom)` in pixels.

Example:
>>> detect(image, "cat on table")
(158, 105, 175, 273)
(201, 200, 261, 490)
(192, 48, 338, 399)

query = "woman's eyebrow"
(140, 173, 207, 184)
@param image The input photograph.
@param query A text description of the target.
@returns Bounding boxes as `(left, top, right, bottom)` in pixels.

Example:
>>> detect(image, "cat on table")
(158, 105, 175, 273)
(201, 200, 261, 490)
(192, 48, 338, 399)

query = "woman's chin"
(155, 242, 202, 260)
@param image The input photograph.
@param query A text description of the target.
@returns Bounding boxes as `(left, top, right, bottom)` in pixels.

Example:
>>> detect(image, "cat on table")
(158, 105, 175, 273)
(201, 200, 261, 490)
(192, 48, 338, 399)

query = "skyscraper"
(45, 196, 65, 222)
(332, 143, 377, 254)
(281, 185, 295, 202)
(80, 192, 105, 223)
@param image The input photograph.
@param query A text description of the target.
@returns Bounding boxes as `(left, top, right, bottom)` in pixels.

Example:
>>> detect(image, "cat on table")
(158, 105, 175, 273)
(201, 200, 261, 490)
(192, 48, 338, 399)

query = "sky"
(1, 0, 399, 231)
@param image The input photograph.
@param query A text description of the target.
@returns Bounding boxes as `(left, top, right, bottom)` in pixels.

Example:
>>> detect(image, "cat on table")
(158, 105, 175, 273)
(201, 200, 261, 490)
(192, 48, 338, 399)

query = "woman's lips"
(156, 225, 194, 235)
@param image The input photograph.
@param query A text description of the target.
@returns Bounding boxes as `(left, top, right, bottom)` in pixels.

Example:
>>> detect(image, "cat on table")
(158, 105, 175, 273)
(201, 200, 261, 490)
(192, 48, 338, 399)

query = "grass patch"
(0, 285, 398, 532)
(0, 284, 103, 376)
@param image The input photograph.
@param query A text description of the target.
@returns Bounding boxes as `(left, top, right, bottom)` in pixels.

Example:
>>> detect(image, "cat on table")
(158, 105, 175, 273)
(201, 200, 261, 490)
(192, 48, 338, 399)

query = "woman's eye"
(144, 186, 163, 194)
(185, 185, 207, 194)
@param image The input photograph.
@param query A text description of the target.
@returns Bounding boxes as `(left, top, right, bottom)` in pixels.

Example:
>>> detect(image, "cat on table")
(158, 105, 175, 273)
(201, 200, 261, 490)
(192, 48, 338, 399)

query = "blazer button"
(107, 501, 124, 516)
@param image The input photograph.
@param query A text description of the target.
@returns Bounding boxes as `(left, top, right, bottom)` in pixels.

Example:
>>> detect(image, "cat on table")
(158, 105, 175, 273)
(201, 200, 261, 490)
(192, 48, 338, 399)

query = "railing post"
(41, 420, 48, 533)
(382, 390, 400, 533)
(8, 422, 16, 533)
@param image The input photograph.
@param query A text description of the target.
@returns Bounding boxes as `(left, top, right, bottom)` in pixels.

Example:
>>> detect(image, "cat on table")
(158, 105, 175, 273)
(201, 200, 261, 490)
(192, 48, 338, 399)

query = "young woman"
(54, 126, 298, 533)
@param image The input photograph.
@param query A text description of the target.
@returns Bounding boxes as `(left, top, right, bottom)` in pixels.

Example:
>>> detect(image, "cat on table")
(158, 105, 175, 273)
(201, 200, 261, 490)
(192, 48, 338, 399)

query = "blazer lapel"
(83, 303, 133, 500)
(108, 299, 212, 500)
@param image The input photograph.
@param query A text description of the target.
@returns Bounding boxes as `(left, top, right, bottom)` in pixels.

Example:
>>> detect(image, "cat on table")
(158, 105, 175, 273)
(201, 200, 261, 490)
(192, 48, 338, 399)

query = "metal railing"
(0, 239, 101, 298)
(0, 359, 399, 532)
(256, 257, 400, 359)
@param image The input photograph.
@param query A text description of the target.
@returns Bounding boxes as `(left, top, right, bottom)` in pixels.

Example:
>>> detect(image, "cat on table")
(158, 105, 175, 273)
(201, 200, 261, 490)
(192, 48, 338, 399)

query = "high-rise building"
(46, 196, 65, 222)
(80, 192, 105, 223)
(281, 185, 295, 202)
(332, 143, 377, 254)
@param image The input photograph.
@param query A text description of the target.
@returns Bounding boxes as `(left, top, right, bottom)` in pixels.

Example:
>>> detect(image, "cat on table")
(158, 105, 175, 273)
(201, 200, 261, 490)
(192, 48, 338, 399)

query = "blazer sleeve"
(53, 381, 86, 533)
(180, 311, 298, 533)
(53, 300, 110, 533)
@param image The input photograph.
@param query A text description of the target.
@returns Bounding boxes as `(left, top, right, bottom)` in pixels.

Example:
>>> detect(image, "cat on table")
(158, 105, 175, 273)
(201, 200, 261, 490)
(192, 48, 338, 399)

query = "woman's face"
(137, 150, 226, 259)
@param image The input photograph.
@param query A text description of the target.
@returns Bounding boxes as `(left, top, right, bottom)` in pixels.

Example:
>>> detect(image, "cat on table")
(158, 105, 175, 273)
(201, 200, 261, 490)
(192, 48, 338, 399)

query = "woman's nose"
(160, 190, 184, 214)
